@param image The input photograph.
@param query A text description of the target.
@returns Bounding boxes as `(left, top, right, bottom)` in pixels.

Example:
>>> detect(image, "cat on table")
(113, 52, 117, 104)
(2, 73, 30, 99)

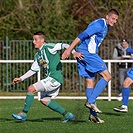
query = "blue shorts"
(127, 68, 133, 80)
(77, 50, 107, 79)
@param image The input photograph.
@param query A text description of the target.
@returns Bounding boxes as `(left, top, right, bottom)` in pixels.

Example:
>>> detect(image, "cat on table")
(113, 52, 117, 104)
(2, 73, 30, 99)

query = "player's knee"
(108, 74, 112, 81)
(86, 79, 95, 88)
(101, 70, 112, 81)
(103, 74, 111, 82)
(122, 81, 129, 88)
(122, 77, 133, 88)
(28, 85, 36, 94)
(40, 98, 50, 105)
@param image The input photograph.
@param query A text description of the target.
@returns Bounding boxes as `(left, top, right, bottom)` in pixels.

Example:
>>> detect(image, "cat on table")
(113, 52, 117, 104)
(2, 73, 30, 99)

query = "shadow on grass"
(102, 111, 123, 116)
(0, 118, 14, 122)
(72, 119, 86, 124)
(0, 118, 26, 123)
(28, 117, 61, 122)
(0, 117, 86, 124)
(28, 117, 86, 124)
(0, 117, 61, 123)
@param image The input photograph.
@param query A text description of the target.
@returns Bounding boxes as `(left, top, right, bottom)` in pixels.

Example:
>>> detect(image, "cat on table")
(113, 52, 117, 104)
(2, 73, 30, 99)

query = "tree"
(68, 0, 133, 39)
(0, 0, 78, 40)
(0, 0, 133, 40)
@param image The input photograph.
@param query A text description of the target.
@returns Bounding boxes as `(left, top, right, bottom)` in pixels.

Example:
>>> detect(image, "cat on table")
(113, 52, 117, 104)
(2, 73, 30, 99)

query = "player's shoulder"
(44, 43, 56, 48)
(89, 18, 105, 28)
(34, 52, 38, 60)
(94, 18, 106, 26)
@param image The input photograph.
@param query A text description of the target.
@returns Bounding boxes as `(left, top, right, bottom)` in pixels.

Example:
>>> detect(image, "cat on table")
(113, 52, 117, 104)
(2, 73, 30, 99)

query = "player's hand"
(12, 78, 22, 85)
(62, 49, 71, 59)
(73, 52, 84, 60)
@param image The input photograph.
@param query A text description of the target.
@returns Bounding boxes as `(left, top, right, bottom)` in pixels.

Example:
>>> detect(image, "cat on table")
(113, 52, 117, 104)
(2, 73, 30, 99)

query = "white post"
(37, 70, 41, 101)
(108, 61, 111, 101)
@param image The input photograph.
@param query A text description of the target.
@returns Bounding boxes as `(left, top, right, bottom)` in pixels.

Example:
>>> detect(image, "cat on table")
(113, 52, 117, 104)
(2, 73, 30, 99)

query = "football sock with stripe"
(122, 87, 130, 106)
(88, 78, 108, 104)
(22, 93, 34, 114)
(46, 100, 66, 115)
(86, 88, 97, 117)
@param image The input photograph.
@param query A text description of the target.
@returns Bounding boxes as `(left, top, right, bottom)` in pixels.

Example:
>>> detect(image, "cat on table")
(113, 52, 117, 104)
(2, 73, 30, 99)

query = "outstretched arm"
(62, 42, 84, 60)
(61, 31, 88, 59)
(48, 40, 84, 60)
(48, 43, 76, 54)
(62, 37, 81, 59)
(12, 70, 36, 85)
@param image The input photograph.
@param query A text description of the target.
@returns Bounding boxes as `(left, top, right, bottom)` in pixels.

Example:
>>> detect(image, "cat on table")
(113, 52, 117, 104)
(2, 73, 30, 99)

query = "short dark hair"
(34, 31, 46, 40)
(107, 9, 119, 16)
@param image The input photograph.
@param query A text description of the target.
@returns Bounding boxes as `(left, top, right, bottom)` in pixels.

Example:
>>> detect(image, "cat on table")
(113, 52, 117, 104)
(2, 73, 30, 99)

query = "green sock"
(23, 93, 34, 113)
(64, 112, 71, 119)
(46, 100, 66, 115)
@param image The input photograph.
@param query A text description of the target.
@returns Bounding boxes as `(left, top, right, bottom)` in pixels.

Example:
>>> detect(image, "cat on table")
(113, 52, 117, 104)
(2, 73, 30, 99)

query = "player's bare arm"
(62, 37, 81, 59)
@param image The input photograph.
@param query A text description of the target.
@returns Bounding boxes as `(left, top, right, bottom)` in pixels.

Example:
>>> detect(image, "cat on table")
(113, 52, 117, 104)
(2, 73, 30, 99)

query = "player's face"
(106, 14, 119, 27)
(33, 35, 45, 49)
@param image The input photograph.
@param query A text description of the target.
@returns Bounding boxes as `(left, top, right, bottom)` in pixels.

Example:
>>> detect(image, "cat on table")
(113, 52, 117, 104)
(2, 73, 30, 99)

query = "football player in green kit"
(12, 31, 82, 123)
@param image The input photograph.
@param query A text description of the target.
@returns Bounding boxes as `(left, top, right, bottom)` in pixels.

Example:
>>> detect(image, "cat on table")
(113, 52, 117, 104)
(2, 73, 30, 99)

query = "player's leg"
(85, 88, 104, 123)
(12, 84, 36, 121)
(77, 59, 98, 113)
(114, 68, 133, 112)
(114, 77, 132, 112)
(122, 77, 131, 110)
(40, 96, 74, 123)
(85, 78, 103, 114)
(39, 77, 74, 123)
(77, 59, 103, 122)
(86, 70, 111, 113)
(80, 54, 111, 113)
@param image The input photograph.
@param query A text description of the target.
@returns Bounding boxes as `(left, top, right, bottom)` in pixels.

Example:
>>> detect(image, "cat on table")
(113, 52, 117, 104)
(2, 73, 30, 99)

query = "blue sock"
(122, 88, 130, 106)
(86, 88, 97, 116)
(88, 78, 108, 104)
(86, 88, 93, 99)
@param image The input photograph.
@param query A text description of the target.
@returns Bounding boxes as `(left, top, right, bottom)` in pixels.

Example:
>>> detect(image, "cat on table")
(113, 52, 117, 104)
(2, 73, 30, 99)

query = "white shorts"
(33, 77, 61, 98)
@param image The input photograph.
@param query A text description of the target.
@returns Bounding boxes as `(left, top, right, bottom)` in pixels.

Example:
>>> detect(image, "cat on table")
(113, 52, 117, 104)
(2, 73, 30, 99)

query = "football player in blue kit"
(114, 47, 133, 113)
(62, 9, 119, 123)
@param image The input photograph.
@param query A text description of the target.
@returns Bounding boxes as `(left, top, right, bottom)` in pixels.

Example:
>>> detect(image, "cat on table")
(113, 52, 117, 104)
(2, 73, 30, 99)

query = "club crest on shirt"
(39, 59, 47, 68)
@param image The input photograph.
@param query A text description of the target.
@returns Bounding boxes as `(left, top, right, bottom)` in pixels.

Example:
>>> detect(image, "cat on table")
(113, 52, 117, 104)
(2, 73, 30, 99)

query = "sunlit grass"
(0, 99, 132, 133)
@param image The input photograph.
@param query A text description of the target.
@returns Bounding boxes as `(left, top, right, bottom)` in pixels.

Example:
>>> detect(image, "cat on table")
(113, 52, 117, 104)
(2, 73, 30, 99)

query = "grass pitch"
(0, 99, 132, 133)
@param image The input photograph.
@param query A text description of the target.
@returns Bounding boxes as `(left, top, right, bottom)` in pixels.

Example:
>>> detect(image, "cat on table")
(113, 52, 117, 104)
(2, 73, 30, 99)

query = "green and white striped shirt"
(31, 43, 64, 84)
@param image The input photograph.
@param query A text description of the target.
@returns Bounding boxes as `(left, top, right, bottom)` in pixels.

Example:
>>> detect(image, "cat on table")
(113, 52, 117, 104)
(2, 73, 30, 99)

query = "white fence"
(0, 59, 133, 101)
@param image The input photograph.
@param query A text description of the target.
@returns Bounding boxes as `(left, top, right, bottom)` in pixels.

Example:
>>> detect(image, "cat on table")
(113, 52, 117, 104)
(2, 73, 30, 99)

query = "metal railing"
(0, 59, 133, 101)
(0, 37, 133, 100)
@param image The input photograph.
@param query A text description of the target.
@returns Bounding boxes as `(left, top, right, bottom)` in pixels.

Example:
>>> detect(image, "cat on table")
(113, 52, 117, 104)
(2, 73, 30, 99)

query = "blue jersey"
(77, 18, 109, 54)
(127, 68, 133, 80)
